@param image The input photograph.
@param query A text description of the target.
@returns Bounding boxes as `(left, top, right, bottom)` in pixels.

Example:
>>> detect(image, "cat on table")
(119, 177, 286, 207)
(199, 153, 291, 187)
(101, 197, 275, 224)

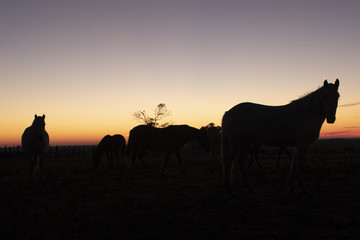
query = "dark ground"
(0, 139, 360, 239)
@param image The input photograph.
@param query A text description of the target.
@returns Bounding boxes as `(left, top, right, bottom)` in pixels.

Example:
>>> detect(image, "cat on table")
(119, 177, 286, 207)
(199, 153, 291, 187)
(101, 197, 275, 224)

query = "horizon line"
(1, 136, 360, 147)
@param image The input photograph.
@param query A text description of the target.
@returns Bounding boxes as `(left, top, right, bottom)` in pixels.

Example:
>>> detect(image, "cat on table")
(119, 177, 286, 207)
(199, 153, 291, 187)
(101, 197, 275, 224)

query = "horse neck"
(31, 122, 44, 131)
(290, 90, 326, 125)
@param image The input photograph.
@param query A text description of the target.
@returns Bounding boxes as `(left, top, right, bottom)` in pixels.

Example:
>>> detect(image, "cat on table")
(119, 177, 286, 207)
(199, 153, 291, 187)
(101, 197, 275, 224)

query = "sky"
(1, 0, 359, 146)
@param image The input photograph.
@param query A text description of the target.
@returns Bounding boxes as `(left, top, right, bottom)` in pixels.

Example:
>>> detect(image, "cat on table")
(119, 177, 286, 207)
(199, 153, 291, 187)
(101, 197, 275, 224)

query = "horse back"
(128, 125, 194, 151)
(222, 102, 299, 146)
(112, 135, 126, 150)
(99, 134, 125, 152)
(21, 126, 49, 153)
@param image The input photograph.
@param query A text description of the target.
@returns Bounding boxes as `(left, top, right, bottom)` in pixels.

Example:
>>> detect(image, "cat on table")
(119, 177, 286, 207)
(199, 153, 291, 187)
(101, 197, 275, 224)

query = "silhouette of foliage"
(133, 103, 172, 128)
(201, 123, 221, 138)
(201, 123, 221, 154)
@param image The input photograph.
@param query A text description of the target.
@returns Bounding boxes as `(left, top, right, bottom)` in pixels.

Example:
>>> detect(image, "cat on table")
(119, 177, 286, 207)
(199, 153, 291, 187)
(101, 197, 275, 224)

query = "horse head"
(32, 114, 46, 129)
(322, 79, 340, 124)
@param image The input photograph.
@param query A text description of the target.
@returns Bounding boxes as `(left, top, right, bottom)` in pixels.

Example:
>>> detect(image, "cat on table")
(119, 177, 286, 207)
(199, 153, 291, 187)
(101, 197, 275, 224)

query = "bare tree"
(133, 103, 172, 128)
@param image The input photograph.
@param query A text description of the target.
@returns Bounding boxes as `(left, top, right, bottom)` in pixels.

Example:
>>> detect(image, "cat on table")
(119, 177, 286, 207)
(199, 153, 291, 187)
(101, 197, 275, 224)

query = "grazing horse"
(21, 114, 49, 184)
(93, 134, 126, 169)
(127, 124, 210, 174)
(222, 79, 340, 193)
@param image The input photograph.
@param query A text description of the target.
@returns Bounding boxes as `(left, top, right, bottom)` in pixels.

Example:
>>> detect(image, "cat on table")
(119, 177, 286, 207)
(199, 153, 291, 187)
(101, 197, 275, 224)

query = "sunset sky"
(1, 0, 359, 146)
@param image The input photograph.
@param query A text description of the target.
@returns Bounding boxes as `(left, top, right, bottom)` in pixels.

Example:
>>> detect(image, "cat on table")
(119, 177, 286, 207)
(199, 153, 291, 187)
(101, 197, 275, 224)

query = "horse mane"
(290, 85, 324, 105)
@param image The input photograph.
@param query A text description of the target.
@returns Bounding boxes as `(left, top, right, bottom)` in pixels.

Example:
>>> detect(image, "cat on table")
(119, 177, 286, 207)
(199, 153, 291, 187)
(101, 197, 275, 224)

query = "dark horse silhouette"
(21, 114, 49, 184)
(222, 79, 340, 193)
(93, 134, 126, 168)
(127, 124, 210, 175)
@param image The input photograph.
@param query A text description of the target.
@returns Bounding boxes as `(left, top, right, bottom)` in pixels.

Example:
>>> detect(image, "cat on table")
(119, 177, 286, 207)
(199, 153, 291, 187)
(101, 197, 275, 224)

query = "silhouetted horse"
(127, 124, 210, 174)
(222, 79, 340, 193)
(21, 114, 49, 184)
(93, 134, 126, 169)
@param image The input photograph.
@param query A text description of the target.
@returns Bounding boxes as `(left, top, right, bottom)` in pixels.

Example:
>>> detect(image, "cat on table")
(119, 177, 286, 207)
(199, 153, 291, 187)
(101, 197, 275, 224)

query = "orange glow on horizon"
(320, 129, 360, 139)
(1, 124, 359, 147)
(1, 100, 359, 147)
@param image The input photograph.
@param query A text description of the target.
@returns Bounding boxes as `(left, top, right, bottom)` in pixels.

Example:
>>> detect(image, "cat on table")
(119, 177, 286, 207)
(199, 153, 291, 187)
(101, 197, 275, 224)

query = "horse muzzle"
(326, 116, 336, 124)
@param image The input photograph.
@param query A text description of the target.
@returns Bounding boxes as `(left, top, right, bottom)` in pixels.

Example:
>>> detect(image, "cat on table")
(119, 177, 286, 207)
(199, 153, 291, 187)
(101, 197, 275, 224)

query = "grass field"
(1, 139, 360, 239)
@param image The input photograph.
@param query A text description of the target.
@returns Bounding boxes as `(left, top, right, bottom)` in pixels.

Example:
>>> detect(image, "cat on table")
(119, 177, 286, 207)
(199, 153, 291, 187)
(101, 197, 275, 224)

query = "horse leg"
(249, 144, 262, 169)
(130, 148, 138, 174)
(115, 151, 120, 167)
(287, 150, 297, 192)
(39, 153, 45, 182)
(160, 151, 173, 175)
(221, 136, 233, 191)
(138, 150, 147, 169)
(276, 147, 283, 169)
(175, 150, 185, 175)
(106, 152, 113, 169)
(35, 154, 41, 182)
(285, 147, 292, 168)
(254, 144, 262, 169)
(296, 144, 310, 195)
(278, 147, 292, 169)
(237, 143, 254, 193)
(121, 146, 126, 165)
(30, 154, 36, 184)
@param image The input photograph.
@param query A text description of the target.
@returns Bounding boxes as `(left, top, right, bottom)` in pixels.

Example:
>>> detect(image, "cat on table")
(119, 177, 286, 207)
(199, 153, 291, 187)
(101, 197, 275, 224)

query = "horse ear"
(42, 114, 45, 118)
(35, 114, 37, 118)
(323, 80, 329, 87)
(335, 79, 339, 88)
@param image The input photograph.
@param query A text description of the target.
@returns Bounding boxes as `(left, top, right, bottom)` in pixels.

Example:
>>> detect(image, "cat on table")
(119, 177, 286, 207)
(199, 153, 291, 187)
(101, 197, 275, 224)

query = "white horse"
(221, 79, 340, 193)
(21, 114, 49, 183)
